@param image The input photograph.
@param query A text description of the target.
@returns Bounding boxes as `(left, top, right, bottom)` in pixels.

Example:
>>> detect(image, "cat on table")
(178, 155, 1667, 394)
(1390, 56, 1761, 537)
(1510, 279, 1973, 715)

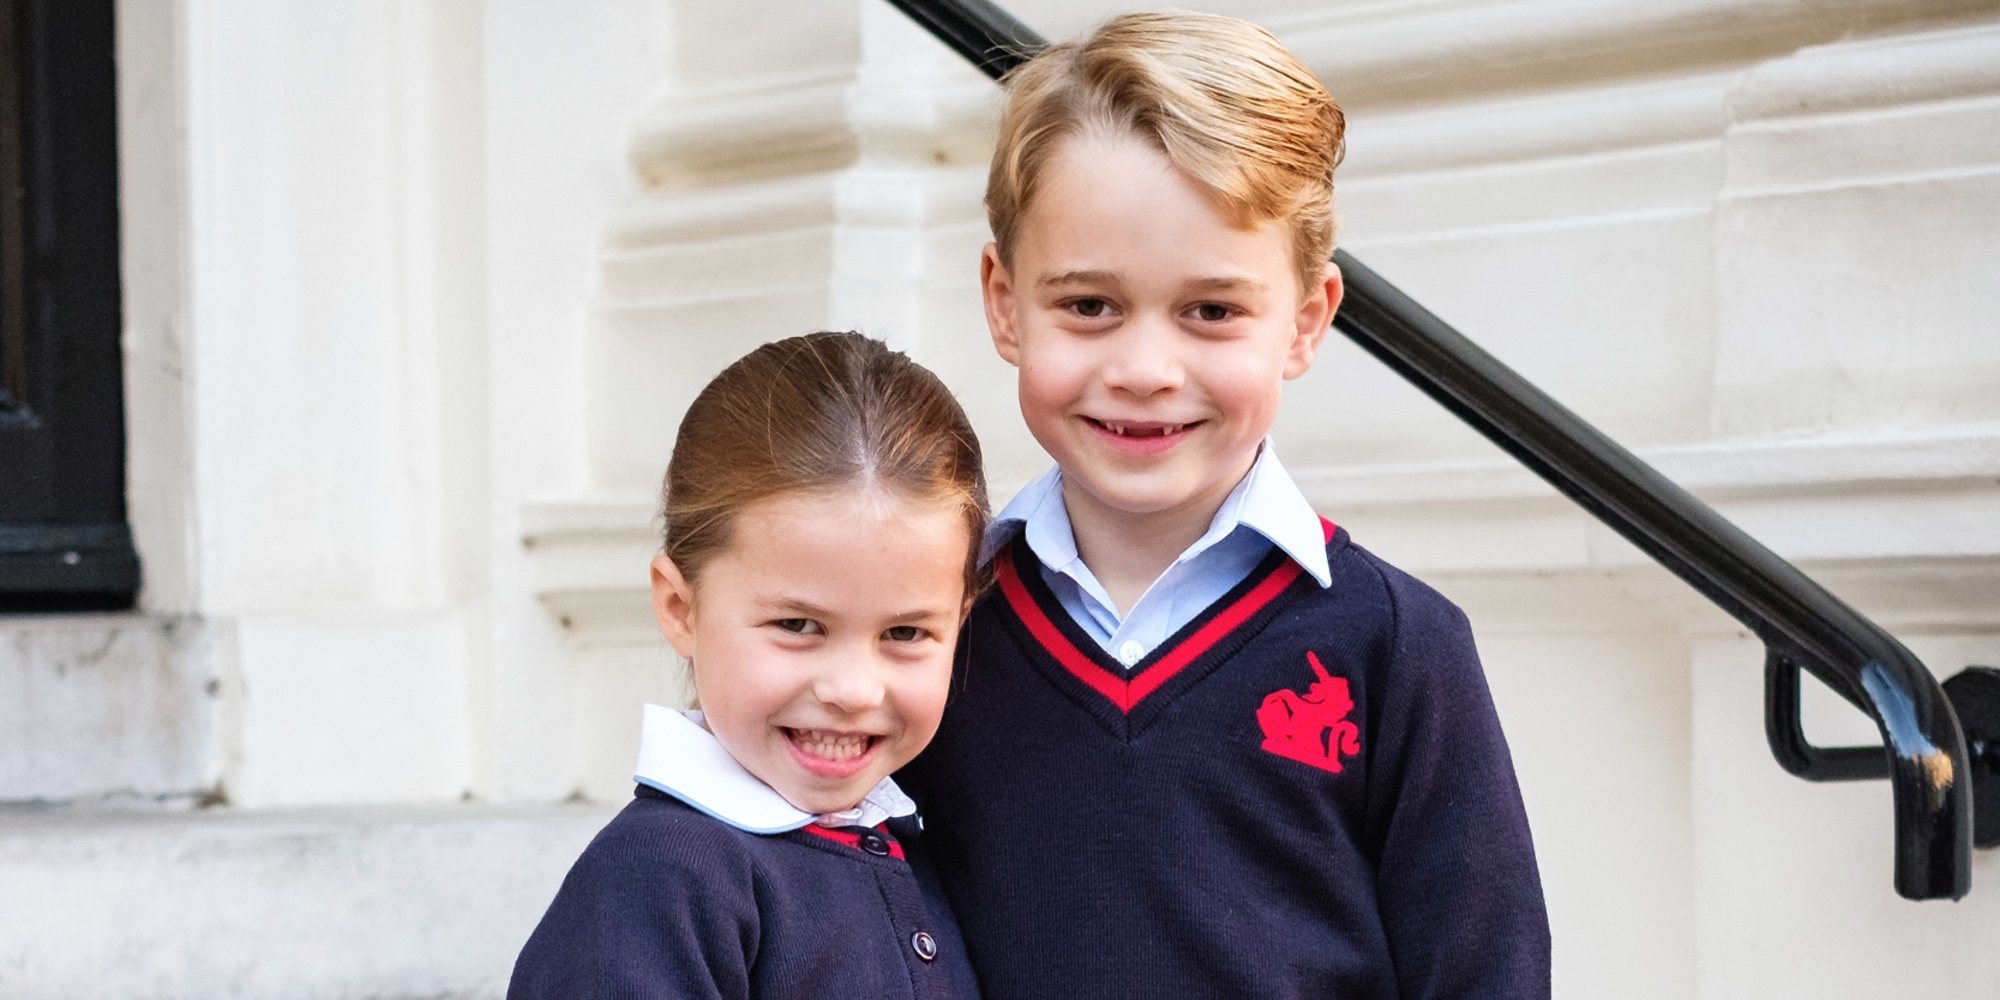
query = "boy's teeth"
(1102, 421, 1182, 437)
(789, 729, 872, 760)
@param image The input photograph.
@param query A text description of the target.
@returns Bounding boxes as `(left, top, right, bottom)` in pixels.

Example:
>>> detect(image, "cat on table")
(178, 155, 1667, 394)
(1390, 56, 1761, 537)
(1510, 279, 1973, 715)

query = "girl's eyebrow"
(884, 607, 955, 625)
(758, 596, 836, 619)
(757, 597, 952, 624)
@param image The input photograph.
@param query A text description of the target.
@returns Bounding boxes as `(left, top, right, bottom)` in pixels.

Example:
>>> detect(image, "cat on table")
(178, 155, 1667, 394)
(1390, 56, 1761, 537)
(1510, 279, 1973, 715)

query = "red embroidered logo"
(1257, 651, 1361, 774)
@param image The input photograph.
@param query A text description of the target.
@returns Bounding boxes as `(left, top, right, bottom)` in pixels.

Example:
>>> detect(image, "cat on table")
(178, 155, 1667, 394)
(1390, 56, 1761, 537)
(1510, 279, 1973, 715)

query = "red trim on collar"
(995, 553, 1131, 709)
(800, 822, 905, 860)
(996, 516, 1334, 714)
(1127, 559, 1303, 707)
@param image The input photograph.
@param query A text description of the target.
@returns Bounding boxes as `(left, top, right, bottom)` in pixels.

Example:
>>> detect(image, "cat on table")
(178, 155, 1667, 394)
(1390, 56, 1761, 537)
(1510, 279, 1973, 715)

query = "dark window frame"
(0, 0, 138, 609)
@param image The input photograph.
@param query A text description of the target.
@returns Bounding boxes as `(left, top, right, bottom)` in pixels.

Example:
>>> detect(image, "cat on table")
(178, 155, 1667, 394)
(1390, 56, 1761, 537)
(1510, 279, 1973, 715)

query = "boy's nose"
(1101, 324, 1184, 396)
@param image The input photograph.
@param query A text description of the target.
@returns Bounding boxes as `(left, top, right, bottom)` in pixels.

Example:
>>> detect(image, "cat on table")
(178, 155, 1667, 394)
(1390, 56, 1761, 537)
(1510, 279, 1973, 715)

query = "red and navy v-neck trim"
(991, 517, 1340, 738)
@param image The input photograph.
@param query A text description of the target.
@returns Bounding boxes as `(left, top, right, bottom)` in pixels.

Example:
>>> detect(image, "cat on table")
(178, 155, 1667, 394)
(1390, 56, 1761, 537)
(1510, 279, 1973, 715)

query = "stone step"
(0, 802, 612, 999)
(0, 613, 217, 805)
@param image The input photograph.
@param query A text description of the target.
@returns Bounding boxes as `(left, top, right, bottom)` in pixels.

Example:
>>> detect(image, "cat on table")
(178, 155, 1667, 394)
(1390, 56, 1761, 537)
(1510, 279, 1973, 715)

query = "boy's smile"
(1084, 417, 1197, 455)
(982, 132, 1340, 554)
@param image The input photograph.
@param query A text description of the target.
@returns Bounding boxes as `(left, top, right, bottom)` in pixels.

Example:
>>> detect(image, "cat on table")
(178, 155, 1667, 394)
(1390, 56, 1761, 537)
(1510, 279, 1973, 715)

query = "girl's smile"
(651, 488, 971, 815)
(783, 727, 880, 778)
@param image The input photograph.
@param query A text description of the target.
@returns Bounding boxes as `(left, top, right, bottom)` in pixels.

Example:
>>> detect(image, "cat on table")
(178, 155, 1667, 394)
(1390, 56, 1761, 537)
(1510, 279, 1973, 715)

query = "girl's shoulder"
(509, 790, 767, 998)
(565, 787, 766, 894)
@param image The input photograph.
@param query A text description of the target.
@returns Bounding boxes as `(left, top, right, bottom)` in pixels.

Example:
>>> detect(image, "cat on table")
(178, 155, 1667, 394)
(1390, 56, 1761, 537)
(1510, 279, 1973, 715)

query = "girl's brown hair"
(661, 331, 989, 594)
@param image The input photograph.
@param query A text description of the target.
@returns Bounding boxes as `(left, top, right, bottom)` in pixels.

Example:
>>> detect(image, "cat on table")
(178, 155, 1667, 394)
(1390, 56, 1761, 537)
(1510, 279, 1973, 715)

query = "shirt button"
(911, 931, 937, 962)
(1117, 640, 1144, 666)
(859, 833, 891, 856)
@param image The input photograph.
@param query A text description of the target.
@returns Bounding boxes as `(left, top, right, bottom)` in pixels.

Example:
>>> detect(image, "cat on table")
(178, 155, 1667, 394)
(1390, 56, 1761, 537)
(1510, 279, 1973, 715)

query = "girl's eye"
(883, 625, 927, 643)
(1192, 302, 1237, 323)
(773, 618, 824, 636)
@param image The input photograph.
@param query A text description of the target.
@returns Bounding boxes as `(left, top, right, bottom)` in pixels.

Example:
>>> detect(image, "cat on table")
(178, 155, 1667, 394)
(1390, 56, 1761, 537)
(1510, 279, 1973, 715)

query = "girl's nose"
(812, 656, 888, 714)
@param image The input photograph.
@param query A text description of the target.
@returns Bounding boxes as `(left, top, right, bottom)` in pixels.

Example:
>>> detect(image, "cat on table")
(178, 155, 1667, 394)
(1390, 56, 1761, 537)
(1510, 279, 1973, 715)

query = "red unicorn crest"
(1257, 651, 1361, 774)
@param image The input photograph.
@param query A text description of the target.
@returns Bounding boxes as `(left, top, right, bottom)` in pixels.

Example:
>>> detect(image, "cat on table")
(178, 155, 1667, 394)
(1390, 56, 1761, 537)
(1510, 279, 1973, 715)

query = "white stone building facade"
(2, 0, 1997, 996)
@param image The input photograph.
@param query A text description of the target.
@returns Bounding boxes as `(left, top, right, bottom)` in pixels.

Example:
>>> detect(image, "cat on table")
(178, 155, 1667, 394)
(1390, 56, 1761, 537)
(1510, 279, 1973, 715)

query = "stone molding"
(626, 69, 995, 191)
(1343, 73, 1733, 179)
(628, 70, 859, 187)
(522, 426, 2000, 641)
(1729, 21, 2000, 121)
(1271, 0, 1999, 108)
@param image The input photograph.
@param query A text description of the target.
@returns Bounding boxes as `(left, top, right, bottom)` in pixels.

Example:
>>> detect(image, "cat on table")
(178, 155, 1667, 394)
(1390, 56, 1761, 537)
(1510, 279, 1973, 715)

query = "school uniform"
(510, 705, 978, 1000)
(901, 444, 1551, 999)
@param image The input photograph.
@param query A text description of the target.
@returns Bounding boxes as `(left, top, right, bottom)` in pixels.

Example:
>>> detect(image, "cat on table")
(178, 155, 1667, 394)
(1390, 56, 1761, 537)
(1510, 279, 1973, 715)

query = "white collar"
(982, 440, 1333, 587)
(1228, 442, 1334, 587)
(631, 704, 915, 834)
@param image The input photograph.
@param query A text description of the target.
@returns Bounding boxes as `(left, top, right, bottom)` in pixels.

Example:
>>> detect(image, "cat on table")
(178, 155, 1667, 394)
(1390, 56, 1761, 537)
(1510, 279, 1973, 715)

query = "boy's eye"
(1067, 297, 1110, 319)
(773, 618, 824, 636)
(1192, 302, 1237, 322)
(883, 625, 927, 643)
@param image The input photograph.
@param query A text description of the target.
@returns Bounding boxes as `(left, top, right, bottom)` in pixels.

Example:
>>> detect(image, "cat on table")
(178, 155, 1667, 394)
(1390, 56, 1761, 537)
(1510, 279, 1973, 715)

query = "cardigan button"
(911, 931, 938, 962)
(859, 833, 892, 856)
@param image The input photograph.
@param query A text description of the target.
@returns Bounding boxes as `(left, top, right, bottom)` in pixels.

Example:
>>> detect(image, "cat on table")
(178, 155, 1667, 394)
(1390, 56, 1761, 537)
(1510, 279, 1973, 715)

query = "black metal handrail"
(886, 0, 1991, 900)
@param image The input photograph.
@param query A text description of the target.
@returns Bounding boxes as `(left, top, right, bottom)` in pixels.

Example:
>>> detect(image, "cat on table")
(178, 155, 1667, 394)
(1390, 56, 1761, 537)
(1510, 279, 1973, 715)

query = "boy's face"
(981, 133, 1340, 530)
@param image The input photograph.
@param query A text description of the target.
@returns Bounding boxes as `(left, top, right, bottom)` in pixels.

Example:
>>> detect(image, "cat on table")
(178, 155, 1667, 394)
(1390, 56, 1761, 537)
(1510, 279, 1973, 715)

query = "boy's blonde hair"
(986, 12, 1345, 295)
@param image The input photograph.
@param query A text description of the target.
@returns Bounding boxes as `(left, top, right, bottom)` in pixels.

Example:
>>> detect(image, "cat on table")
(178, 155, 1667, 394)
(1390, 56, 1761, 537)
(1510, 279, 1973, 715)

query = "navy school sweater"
(900, 522, 1551, 999)
(508, 785, 979, 999)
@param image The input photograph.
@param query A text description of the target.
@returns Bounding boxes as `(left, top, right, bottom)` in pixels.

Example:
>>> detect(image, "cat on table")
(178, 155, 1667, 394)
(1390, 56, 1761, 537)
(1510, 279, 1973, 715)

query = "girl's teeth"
(790, 729, 872, 760)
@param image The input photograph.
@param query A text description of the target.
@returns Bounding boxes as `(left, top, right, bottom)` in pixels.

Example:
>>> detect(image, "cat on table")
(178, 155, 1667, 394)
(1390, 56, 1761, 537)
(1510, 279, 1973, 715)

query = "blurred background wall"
(3, 0, 1998, 996)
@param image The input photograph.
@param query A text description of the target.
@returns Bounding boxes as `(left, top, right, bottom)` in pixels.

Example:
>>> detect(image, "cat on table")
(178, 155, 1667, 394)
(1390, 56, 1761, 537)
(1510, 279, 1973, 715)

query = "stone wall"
(4, 1, 1995, 996)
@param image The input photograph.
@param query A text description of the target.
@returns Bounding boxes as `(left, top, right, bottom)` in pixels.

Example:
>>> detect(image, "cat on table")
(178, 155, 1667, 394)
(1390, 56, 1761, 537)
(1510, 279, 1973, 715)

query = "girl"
(509, 332, 987, 1000)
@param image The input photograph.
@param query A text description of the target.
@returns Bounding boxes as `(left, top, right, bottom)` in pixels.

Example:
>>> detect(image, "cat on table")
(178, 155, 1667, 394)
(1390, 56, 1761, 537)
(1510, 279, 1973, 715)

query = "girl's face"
(650, 489, 971, 815)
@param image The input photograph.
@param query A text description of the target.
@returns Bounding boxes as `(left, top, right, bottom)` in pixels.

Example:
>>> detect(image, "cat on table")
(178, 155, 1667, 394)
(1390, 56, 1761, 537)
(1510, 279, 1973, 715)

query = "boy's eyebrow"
(1038, 268, 1122, 289)
(1037, 270, 1269, 295)
(1186, 275, 1269, 295)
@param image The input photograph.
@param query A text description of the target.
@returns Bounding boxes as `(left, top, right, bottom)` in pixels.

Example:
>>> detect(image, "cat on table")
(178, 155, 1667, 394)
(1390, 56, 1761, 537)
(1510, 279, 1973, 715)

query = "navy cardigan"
(509, 786, 978, 999)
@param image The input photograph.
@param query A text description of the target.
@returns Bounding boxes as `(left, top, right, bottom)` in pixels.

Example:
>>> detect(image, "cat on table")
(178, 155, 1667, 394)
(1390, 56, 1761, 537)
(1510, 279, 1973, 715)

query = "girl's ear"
(981, 242, 1023, 366)
(650, 554, 698, 660)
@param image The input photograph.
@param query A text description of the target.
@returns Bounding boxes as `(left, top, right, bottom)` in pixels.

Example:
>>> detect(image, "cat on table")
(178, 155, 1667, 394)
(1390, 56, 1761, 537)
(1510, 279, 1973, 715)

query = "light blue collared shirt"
(982, 442, 1333, 669)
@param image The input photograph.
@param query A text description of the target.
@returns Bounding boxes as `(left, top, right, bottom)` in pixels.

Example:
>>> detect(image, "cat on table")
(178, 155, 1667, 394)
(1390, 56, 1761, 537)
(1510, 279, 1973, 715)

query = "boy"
(901, 12, 1551, 998)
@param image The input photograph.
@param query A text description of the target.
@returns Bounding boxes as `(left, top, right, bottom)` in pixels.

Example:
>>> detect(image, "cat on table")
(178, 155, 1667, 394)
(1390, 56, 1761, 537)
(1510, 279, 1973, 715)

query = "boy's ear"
(980, 242, 1022, 366)
(649, 554, 698, 661)
(1284, 260, 1344, 380)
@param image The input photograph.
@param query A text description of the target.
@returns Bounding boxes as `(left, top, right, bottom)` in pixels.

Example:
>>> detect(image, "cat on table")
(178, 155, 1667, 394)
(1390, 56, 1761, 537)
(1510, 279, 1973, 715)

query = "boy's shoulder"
(1314, 530, 1496, 711)
(1326, 529, 1472, 635)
